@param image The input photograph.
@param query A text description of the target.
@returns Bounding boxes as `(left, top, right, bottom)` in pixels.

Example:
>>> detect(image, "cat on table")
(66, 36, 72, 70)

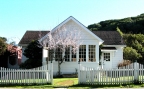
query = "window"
(104, 53, 110, 61)
(55, 48, 62, 61)
(65, 46, 77, 62)
(72, 50, 76, 62)
(48, 49, 54, 61)
(79, 45, 86, 62)
(89, 45, 96, 62)
(65, 47, 70, 61)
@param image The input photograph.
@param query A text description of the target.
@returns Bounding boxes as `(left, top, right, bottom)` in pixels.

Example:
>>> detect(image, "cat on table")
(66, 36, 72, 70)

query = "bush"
(19, 40, 42, 69)
(20, 58, 42, 69)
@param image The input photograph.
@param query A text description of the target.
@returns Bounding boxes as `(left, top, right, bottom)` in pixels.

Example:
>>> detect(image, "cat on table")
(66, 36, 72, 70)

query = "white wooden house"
(19, 16, 126, 75)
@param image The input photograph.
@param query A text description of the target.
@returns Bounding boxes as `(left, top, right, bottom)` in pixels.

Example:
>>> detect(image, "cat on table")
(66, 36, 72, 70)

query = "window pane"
(48, 49, 54, 61)
(55, 48, 62, 61)
(89, 45, 96, 62)
(104, 53, 110, 61)
(79, 45, 86, 62)
(65, 47, 70, 62)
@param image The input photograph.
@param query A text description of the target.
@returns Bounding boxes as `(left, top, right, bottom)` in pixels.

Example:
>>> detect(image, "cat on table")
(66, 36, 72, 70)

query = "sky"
(0, 0, 144, 44)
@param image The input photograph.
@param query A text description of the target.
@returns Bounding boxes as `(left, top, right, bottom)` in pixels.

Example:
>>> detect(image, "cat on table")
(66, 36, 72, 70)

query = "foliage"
(116, 27, 123, 36)
(123, 34, 144, 62)
(19, 58, 42, 69)
(0, 37, 7, 55)
(20, 40, 42, 69)
(123, 47, 141, 61)
(88, 13, 144, 34)
(0, 37, 7, 42)
(23, 40, 42, 59)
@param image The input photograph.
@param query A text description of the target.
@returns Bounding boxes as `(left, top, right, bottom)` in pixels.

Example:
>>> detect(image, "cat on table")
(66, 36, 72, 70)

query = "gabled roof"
(19, 17, 125, 46)
(40, 16, 104, 44)
(92, 31, 125, 45)
(19, 30, 49, 45)
(19, 30, 125, 46)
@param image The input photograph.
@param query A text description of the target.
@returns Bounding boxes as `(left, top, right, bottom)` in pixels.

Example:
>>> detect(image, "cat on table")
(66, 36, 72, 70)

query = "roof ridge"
(26, 30, 50, 31)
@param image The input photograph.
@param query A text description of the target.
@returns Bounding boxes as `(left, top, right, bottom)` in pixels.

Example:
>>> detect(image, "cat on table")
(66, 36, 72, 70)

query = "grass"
(0, 78, 144, 89)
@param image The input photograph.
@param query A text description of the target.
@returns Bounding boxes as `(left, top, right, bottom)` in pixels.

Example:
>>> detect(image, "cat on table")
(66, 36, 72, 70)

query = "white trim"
(96, 44, 99, 63)
(103, 45, 126, 47)
(86, 45, 88, 62)
(77, 47, 79, 62)
(70, 46, 72, 61)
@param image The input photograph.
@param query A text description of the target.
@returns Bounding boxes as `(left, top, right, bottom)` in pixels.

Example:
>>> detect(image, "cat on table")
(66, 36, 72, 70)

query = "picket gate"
(0, 63, 53, 85)
(78, 62, 144, 85)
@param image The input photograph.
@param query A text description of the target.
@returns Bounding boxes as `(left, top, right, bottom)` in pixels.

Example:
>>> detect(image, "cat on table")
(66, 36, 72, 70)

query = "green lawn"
(0, 78, 144, 89)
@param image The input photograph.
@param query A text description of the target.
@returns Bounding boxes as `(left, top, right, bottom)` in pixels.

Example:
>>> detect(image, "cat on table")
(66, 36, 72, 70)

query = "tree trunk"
(57, 48, 65, 76)
(58, 60, 61, 76)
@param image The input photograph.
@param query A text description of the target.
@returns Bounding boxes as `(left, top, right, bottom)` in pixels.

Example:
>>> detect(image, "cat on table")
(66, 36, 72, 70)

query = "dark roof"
(101, 47, 116, 50)
(19, 31, 49, 45)
(19, 30, 125, 45)
(92, 31, 125, 45)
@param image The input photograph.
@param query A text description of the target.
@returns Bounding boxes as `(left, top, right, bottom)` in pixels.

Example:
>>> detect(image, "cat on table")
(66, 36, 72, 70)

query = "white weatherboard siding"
(64, 20, 98, 40)
(52, 62, 99, 76)
(112, 47, 123, 68)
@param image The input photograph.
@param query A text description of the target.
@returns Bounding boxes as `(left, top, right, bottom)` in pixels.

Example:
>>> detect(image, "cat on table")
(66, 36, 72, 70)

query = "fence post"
(78, 63, 81, 84)
(51, 62, 53, 85)
(134, 61, 139, 83)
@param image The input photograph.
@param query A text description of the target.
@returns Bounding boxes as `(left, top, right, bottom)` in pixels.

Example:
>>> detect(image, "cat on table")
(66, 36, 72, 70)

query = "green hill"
(88, 13, 144, 34)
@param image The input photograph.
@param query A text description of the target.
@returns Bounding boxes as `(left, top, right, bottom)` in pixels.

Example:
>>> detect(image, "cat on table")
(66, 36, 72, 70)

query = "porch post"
(86, 44, 88, 62)
(134, 61, 139, 83)
(78, 60, 81, 84)
(96, 44, 99, 63)
(53, 49, 55, 62)
(51, 62, 53, 84)
(101, 53, 104, 69)
(77, 47, 79, 62)
(62, 49, 65, 62)
(42, 47, 47, 66)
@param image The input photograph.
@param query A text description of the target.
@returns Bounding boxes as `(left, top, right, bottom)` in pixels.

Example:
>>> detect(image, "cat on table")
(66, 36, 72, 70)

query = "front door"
(103, 53, 112, 69)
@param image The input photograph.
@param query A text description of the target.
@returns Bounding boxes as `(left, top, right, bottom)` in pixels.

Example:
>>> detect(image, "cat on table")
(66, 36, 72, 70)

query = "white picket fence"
(0, 63, 53, 85)
(78, 62, 144, 85)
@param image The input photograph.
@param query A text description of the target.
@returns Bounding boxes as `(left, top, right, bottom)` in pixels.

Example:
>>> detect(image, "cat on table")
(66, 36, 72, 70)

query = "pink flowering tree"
(41, 26, 82, 76)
